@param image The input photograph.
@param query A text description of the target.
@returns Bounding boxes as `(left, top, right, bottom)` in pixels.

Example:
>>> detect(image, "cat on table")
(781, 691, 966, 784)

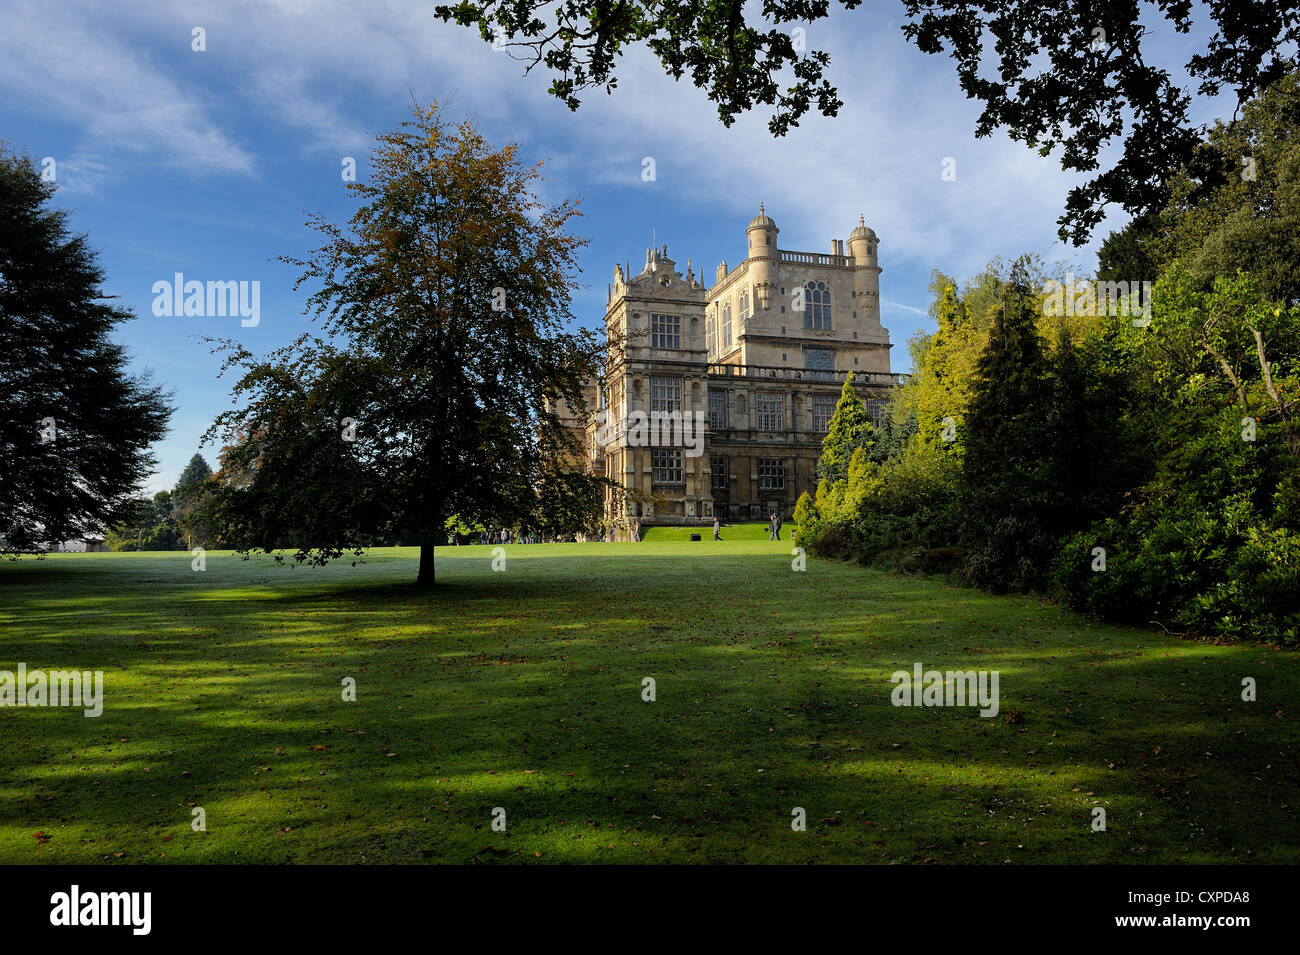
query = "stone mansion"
(571, 206, 900, 533)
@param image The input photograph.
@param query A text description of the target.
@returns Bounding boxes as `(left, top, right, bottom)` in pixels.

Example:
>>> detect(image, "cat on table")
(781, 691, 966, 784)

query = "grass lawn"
(640, 521, 795, 542)
(1, 541, 1296, 864)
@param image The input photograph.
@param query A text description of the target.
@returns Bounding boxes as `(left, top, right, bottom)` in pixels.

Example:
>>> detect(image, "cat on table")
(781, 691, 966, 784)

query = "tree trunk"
(417, 540, 436, 587)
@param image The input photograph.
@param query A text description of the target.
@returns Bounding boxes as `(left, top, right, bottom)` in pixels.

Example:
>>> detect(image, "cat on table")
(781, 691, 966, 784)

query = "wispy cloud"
(0, 0, 1118, 275)
(883, 298, 930, 317)
(0, 0, 256, 178)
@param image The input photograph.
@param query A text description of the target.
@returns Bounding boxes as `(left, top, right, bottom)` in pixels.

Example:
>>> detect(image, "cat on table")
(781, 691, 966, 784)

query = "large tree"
(202, 104, 607, 584)
(0, 145, 172, 554)
(959, 259, 1059, 591)
(1099, 70, 1300, 303)
(434, 1, 1300, 242)
(172, 452, 215, 549)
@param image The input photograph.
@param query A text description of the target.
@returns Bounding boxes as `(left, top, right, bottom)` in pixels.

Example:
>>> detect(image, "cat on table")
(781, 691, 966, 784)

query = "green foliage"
(796, 242, 1300, 644)
(199, 104, 609, 584)
(896, 265, 1020, 452)
(438, 2, 1300, 242)
(794, 74, 1300, 644)
(1055, 270, 1300, 644)
(800, 425, 961, 567)
(1099, 71, 1300, 303)
(792, 492, 819, 546)
(817, 373, 873, 483)
(174, 453, 212, 494)
(0, 145, 172, 554)
(171, 453, 215, 548)
(105, 481, 203, 552)
(959, 259, 1062, 592)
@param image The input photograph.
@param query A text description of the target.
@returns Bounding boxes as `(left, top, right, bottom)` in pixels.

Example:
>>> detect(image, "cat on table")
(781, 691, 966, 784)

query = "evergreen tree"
(0, 145, 172, 554)
(172, 453, 215, 549)
(818, 373, 873, 484)
(960, 258, 1058, 591)
(174, 453, 212, 495)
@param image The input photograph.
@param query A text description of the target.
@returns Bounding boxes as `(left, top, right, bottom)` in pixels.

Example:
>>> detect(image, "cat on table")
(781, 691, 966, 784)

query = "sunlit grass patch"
(1, 544, 1295, 863)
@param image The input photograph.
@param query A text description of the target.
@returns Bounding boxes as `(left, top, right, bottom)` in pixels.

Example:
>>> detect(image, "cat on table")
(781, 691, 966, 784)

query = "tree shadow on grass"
(1, 551, 1297, 863)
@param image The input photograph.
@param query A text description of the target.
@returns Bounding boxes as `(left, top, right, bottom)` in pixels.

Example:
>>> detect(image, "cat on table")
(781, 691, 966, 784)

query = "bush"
(1053, 406, 1300, 645)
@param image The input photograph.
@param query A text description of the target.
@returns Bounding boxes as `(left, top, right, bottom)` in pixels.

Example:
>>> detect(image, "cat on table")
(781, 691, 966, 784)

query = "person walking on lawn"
(713, 516, 722, 541)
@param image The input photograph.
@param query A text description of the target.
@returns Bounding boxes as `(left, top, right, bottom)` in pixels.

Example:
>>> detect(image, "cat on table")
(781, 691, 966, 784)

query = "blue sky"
(1, 0, 1230, 493)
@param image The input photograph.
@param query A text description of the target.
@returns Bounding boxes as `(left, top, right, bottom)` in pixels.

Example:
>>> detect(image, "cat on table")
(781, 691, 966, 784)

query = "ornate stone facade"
(584, 207, 899, 535)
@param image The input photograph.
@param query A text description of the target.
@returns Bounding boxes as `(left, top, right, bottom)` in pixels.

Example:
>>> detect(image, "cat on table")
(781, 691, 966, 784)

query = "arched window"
(706, 316, 716, 357)
(721, 301, 733, 347)
(803, 281, 831, 330)
(739, 288, 750, 324)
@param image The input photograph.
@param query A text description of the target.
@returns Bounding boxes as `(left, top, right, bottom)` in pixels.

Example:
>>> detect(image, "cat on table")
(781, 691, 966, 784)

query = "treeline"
(104, 454, 215, 551)
(795, 72, 1300, 646)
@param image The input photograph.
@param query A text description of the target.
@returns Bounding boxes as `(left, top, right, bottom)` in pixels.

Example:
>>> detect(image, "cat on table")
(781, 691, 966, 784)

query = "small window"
(650, 376, 682, 413)
(708, 390, 727, 430)
(866, 398, 887, 429)
(711, 458, 728, 492)
(758, 459, 786, 491)
(651, 314, 681, 349)
(813, 395, 837, 432)
(652, 449, 684, 485)
(756, 393, 783, 432)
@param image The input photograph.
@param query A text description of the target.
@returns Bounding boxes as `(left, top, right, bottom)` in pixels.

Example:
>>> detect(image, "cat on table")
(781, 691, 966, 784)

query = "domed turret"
(848, 214, 878, 262)
(849, 214, 883, 335)
(746, 203, 779, 258)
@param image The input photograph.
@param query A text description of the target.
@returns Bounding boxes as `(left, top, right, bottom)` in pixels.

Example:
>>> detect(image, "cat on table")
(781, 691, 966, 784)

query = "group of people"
(709, 512, 783, 540)
(453, 514, 786, 545)
(470, 529, 544, 545)
(459, 527, 613, 545)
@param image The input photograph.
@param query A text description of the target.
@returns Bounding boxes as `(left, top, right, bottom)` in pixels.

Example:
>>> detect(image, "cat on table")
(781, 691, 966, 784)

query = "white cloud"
(882, 298, 929, 317)
(0, 0, 255, 178)
(0, 0, 1122, 276)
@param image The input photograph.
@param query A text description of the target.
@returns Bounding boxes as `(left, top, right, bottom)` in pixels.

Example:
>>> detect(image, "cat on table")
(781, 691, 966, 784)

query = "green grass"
(640, 521, 795, 542)
(1, 541, 1296, 864)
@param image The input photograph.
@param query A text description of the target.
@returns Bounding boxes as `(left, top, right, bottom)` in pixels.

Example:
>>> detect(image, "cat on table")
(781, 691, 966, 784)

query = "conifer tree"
(818, 373, 873, 484)
(0, 146, 172, 553)
(960, 258, 1057, 590)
